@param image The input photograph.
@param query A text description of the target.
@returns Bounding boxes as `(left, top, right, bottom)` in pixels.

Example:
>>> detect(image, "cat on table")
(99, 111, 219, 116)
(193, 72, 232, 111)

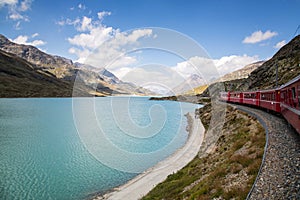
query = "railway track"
(227, 103, 300, 199)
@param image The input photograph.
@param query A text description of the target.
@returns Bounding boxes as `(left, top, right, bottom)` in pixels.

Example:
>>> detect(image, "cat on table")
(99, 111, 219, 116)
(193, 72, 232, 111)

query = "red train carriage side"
(280, 75, 300, 134)
(259, 89, 281, 113)
(219, 74, 300, 135)
(243, 91, 260, 107)
(228, 91, 243, 104)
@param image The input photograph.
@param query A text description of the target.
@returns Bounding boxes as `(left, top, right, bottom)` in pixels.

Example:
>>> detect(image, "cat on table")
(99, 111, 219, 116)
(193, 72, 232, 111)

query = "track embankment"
(230, 104, 300, 199)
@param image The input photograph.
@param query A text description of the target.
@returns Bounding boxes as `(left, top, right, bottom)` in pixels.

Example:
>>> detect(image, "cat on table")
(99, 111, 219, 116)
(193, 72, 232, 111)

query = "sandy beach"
(94, 112, 204, 200)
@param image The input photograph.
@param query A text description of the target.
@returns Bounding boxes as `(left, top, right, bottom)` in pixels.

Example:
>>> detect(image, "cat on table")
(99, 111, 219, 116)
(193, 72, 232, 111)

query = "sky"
(1, 0, 300, 93)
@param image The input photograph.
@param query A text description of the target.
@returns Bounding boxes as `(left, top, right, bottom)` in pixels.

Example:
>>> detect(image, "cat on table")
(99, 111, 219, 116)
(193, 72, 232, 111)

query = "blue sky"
(1, 0, 300, 91)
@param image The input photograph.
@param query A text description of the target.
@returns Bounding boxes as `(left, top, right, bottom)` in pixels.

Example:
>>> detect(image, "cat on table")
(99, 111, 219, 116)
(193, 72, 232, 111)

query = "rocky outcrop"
(240, 35, 300, 90)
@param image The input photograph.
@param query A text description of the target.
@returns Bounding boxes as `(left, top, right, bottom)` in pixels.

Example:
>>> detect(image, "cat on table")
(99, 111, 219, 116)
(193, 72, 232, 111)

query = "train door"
(256, 91, 261, 106)
(275, 89, 281, 112)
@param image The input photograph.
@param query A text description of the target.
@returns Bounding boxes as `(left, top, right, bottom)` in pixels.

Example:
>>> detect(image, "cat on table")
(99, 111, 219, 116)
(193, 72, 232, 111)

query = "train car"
(259, 89, 281, 113)
(280, 75, 300, 134)
(243, 91, 260, 107)
(219, 74, 300, 135)
(228, 91, 243, 104)
(220, 91, 230, 102)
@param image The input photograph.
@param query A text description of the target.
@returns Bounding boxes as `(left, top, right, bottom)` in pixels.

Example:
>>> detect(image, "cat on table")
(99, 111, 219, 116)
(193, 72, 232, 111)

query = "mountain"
(0, 34, 153, 97)
(242, 35, 300, 90)
(0, 49, 92, 97)
(171, 74, 206, 95)
(216, 61, 265, 83)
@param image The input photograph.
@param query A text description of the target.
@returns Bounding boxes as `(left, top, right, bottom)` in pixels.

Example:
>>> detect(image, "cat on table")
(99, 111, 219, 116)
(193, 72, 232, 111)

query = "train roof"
(280, 74, 300, 89)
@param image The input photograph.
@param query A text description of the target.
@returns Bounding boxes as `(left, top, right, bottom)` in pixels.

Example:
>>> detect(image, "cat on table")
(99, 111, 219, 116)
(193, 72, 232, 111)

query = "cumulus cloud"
(274, 40, 287, 49)
(12, 34, 46, 47)
(172, 56, 215, 79)
(65, 11, 153, 67)
(170, 54, 259, 80)
(78, 16, 92, 31)
(214, 54, 259, 75)
(243, 30, 278, 44)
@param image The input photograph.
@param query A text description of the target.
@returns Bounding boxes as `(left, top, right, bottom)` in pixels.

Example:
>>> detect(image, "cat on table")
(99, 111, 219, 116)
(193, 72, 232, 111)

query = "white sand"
(96, 112, 204, 200)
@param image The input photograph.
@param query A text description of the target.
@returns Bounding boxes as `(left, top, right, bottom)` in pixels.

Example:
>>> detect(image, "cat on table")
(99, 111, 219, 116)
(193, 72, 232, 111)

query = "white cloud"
(14, 21, 21, 29)
(19, 0, 31, 11)
(171, 54, 259, 79)
(57, 18, 81, 27)
(78, 16, 92, 31)
(31, 32, 39, 38)
(67, 26, 114, 49)
(12, 34, 46, 47)
(65, 11, 153, 68)
(78, 3, 86, 10)
(1, 0, 33, 28)
(172, 56, 215, 79)
(214, 55, 259, 75)
(0, 0, 17, 7)
(119, 65, 185, 94)
(9, 12, 25, 20)
(243, 30, 278, 44)
(98, 11, 111, 20)
(274, 40, 286, 49)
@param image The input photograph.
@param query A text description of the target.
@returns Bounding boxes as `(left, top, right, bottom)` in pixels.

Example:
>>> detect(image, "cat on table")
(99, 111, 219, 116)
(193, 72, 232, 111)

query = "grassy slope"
(143, 104, 265, 200)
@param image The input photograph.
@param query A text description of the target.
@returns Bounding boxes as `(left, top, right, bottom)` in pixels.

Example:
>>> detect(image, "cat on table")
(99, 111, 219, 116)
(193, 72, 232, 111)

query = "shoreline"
(93, 112, 204, 200)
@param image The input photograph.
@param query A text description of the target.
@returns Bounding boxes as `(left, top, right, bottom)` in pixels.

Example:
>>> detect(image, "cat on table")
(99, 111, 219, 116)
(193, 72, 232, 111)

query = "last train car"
(280, 75, 300, 134)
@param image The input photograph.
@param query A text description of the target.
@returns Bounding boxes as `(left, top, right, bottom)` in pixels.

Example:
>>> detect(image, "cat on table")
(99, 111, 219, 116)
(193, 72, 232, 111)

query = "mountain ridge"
(0, 34, 153, 97)
(0, 49, 93, 97)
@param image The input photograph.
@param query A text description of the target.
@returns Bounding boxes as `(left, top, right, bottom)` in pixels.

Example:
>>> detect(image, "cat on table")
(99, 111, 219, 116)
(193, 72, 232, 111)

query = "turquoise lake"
(0, 97, 199, 199)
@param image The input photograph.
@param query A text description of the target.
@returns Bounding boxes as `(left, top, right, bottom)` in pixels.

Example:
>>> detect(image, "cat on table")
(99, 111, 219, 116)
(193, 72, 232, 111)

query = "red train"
(220, 75, 300, 134)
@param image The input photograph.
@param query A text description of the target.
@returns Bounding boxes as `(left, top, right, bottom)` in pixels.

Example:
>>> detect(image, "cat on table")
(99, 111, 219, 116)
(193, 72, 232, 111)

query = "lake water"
(0, 97, 199, 199)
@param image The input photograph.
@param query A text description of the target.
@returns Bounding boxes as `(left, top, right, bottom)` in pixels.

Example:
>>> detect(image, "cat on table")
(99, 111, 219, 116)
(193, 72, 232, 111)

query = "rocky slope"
(0, 50, 90, 97)
(243, 34, 300, 90)
(216, 61, 265, 83)
(0, 34, 153, 97)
